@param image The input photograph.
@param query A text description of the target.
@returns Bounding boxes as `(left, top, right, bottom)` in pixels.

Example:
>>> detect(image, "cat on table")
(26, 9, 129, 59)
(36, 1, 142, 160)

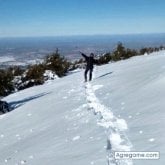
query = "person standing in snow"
(80, 52, 97, 82)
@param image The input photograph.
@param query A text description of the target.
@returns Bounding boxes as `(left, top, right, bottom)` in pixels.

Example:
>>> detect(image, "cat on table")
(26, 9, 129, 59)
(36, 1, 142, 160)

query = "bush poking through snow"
(44, 50, 70, 77)
(0, 69, 14, 96)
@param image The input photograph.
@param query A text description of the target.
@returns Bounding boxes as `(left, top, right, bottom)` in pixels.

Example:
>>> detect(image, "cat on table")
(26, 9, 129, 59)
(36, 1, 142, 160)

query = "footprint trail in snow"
(85, 82, 133, 165)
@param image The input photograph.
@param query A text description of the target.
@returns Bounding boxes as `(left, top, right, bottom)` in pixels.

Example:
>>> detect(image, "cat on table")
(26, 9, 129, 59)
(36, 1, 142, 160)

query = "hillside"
(0, 51, 165, 165)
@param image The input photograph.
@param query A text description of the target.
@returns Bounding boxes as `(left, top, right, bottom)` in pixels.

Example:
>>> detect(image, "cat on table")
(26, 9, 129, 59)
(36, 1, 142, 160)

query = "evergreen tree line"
(0, 50, 70, 96)
(0, 43, 165, 97)
(96, 42, 165, 64)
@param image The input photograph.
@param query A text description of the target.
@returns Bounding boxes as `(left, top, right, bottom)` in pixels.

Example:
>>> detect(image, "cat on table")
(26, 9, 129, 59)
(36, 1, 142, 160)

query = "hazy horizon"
(0, 32, 165, 39)
(0, 33, 165, 67)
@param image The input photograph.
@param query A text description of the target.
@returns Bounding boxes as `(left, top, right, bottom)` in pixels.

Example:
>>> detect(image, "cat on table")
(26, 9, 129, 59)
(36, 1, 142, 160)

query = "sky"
(0, 0, 165, 37)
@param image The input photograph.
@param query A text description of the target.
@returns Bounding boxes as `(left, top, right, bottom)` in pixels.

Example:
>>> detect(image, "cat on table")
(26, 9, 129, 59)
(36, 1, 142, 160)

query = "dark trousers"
(84, 68, 93, 82)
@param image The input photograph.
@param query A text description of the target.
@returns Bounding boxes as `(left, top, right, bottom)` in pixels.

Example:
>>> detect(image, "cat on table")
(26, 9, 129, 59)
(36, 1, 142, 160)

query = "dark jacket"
(81, 53, 97, 69)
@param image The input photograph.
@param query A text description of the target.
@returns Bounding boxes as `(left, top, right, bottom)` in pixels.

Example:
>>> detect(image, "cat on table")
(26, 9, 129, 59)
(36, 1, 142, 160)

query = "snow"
(72, 135, 81, 141)
(0, 56, 15, 63)
(139, 131, 143, 134)
(0, 56, 28, 66)
(0, 134, 4, 138)
(0, 56, 44, 66)
(149, 138, 155, 142)
(43, 70, 59, 81)
(1, 50, 165, 165)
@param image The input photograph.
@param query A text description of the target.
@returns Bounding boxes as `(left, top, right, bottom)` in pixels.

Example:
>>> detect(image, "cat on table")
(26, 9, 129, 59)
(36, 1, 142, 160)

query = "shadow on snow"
(9, 92, 51, 111)
(95, 71, 113, 79)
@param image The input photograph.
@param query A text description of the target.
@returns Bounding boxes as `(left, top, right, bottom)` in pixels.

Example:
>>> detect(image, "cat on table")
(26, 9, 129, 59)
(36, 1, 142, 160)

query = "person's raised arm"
(79, 51, 87, 59)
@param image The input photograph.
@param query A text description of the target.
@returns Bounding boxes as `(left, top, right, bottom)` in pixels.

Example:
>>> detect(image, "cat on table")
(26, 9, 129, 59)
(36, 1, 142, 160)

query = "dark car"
(0, 100, 10, 114)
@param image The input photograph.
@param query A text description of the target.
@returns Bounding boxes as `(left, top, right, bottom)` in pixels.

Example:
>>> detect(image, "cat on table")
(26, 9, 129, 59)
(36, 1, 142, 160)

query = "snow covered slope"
(1, 51, 165, 165)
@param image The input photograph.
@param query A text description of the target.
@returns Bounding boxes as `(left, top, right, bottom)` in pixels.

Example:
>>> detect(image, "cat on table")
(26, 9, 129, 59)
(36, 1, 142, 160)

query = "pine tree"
(45, 50, 70, 77)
